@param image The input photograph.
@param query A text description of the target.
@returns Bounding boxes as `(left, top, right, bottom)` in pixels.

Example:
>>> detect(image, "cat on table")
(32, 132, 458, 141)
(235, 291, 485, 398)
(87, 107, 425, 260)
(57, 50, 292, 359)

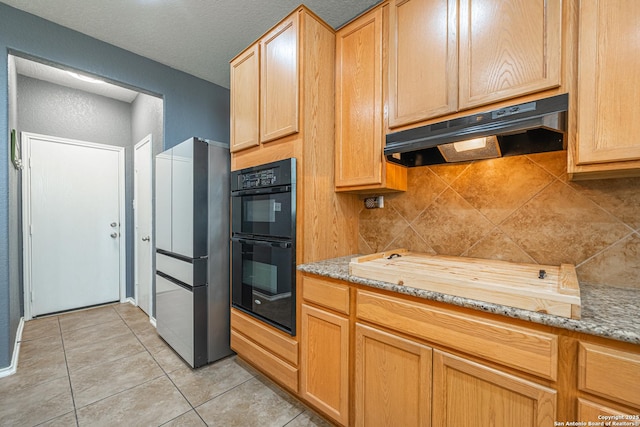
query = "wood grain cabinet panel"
(578, 342, 640, 409)
(356, 289, 558, 380)
(432, 351, 557, 427)
(230, 309, 298, 365)
(355, 323, 432, 427)
(577, 399, 639, 424)
(230, 45, 260, 153)
(302, 275, 350, 315)
(335, 4, 407, 193)
(458, 0, 562, 109)
(388, 0, 562, 129)
(569, 0, 640, 178)
(230, 330, 298, 393)
(300, 304, 349, 426)
(388, 0, 458, 128)
(260, 14, 299, 143)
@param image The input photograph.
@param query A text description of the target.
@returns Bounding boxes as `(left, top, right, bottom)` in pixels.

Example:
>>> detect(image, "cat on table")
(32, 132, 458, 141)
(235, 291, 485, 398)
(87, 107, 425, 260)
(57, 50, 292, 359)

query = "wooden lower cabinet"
(432, 351, 557, 427)
(578, 342, 640, 409)
(577, 398, 639, 423)
(354, 323, 432, 427)
(300, 304, 350, 426)
(292, 274, 639, 427)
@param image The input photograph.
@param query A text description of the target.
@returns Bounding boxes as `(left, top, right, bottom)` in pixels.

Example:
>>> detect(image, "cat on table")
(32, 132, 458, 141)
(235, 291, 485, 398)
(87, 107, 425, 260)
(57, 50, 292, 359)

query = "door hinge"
(30, 224, 34, 235)
(30, 290, 34, 303)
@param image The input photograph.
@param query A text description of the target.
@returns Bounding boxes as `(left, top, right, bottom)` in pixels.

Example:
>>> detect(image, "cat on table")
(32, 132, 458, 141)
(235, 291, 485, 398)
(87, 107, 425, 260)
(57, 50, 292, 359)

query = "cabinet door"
(578, 342, 640, 409)
(300, 304, 349, 426)
(432, 351, 557, 427)
(577, 399, 639, 424)
(335, 6, 384, 187)
(575, 0, 640, 166)
(458, 0, 562, 109)
(388, 0, 458, 128)
(260, 13, 299, 143)
(230, 45, 260, 153)
(355, 323, 432, 427)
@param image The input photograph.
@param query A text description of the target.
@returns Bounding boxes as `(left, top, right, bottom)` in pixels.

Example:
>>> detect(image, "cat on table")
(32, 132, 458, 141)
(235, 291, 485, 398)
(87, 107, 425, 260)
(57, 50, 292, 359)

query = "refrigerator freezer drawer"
(156, 252, 206, 287)
(156, 274, 207, 367)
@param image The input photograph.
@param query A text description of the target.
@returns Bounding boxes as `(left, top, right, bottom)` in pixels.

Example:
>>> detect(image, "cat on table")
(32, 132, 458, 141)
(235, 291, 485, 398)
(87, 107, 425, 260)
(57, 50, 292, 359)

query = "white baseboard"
(0, 317, 24, 378)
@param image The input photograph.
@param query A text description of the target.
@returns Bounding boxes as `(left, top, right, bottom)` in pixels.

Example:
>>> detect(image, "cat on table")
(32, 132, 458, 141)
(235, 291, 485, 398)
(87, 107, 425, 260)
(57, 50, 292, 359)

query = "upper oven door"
(231, 187, 294, 239)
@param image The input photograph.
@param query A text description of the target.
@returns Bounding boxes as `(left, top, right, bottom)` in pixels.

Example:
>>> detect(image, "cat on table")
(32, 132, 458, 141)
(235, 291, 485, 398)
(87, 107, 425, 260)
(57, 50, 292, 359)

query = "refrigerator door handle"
(156, 270, 193, 291)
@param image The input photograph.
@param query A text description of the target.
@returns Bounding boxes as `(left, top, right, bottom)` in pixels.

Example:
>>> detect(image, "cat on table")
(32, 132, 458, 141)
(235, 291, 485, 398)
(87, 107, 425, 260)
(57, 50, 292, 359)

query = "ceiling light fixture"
(66, 71, 105, 84)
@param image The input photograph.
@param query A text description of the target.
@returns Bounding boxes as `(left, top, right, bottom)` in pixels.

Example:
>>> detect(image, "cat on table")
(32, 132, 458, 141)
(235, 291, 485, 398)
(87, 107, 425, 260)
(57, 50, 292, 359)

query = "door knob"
(142, 236, 150, 242)
(110, 232, 118, 238)
(110, 222, 118, 227)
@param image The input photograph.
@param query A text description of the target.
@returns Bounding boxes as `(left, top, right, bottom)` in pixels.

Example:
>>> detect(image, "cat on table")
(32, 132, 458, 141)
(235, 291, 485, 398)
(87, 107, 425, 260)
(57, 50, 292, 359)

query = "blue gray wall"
(0, 2, 230, 369)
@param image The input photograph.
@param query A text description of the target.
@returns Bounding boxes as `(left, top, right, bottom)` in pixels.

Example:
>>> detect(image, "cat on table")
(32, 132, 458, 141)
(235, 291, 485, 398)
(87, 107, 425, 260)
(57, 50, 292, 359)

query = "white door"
(134, 135, 153, 316)
(23, 133, 124, 317)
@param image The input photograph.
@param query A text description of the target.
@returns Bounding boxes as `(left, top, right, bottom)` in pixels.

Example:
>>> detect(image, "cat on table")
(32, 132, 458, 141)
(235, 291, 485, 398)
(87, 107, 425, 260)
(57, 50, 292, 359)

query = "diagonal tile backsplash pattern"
(359, 151, 640, 289)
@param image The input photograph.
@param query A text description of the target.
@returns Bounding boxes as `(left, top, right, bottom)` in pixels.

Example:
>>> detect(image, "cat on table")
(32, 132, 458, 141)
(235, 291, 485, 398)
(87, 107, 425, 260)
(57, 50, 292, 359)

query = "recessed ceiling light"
(66, 71, 105, 84)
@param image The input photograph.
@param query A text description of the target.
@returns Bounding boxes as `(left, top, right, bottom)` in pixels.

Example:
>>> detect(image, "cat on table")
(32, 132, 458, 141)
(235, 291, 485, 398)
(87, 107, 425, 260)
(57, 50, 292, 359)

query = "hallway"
(0, 303, 330, 426)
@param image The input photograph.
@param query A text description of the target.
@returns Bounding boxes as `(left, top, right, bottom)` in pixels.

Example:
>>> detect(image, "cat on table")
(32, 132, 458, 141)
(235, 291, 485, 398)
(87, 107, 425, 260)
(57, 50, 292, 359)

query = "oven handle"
(230, 185, 291, 196)
(232, 237, 292, 249)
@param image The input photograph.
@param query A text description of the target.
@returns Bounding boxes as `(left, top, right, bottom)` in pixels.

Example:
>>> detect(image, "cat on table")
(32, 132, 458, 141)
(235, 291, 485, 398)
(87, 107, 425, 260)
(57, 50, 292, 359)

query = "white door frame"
(134, 134, 153, 315)
(21, 132, 127, 320)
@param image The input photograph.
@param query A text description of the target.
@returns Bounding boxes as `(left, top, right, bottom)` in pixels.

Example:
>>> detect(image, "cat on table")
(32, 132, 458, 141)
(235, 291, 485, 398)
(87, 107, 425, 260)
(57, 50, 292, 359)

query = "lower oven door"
(231, 237, 295, 335)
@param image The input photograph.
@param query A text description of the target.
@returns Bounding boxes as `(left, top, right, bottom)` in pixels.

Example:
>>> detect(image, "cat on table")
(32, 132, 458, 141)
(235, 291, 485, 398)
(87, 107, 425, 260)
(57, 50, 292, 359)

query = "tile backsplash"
(358, 151, 640, 290)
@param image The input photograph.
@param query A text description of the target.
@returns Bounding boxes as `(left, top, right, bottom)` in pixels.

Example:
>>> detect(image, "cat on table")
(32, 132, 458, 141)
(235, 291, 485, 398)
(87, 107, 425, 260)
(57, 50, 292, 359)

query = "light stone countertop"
(298, 255, 640, 345)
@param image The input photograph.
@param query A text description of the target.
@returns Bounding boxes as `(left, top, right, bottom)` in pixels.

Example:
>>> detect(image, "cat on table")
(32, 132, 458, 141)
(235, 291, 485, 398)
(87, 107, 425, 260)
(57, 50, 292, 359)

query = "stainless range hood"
(385, 94, 568, 167)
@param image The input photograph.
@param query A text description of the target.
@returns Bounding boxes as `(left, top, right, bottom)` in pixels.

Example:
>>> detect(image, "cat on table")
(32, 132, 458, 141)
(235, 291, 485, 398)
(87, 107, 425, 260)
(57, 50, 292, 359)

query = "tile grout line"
(162, 362, 259, 426)
(114, 306, 203, 427)
(57, 315, 81, 427)
(60, 305, 160, 424)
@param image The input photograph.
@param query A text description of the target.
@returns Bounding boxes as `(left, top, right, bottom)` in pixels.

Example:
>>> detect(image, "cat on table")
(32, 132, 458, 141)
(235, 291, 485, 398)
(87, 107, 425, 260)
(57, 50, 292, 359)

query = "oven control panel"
(240, 169, 278, 188)
(232, 158, 296, 191)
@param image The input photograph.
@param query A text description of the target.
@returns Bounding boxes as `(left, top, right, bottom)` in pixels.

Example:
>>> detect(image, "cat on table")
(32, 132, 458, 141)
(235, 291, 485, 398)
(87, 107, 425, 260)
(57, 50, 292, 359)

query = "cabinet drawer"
(231, 309, 298, 366)
(302, 275, 350, 315)
(231, 330, 298, 393)
(356, 290, 558, 380)
(579, 342, 640, 408)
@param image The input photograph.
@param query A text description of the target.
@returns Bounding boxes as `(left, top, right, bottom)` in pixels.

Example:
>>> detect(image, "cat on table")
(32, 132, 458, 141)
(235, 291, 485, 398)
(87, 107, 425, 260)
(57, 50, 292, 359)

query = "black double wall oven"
(231, 158, 296, 335)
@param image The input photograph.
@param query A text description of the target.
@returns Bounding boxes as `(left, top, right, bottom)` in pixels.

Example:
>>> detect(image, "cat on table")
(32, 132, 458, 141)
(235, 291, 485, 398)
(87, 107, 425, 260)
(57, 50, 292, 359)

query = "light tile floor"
(0, 303, 333, 427)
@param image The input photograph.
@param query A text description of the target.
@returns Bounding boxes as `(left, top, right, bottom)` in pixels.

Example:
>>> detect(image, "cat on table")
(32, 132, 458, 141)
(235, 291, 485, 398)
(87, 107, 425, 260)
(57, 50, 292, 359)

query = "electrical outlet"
(364, 196, 384, 209)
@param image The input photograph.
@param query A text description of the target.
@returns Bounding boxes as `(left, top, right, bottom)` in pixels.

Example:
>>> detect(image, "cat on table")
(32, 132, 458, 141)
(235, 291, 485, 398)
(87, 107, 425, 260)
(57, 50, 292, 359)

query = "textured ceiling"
(2, 0, 382, 89)
(14, 56, 141, 103)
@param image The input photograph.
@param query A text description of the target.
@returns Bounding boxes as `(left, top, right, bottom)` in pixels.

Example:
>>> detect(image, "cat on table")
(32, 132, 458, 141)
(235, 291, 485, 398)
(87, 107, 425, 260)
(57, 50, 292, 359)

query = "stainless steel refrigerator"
(155, 137, 232, 368)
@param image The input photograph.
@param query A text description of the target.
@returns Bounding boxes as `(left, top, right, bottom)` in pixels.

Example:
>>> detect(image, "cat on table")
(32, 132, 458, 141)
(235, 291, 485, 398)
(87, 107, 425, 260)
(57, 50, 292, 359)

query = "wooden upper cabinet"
(571, 0, 640, 174)
(336, 6, 384, 187)
(458, 0, 562, 110)
(230, 45, 260, 153)
(260, 14, 299, 143)
(388, 0, 562, 129)
(335, 4, 407, 193)
(388, 0, 458, 128)
(229, 12, 300, 153)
